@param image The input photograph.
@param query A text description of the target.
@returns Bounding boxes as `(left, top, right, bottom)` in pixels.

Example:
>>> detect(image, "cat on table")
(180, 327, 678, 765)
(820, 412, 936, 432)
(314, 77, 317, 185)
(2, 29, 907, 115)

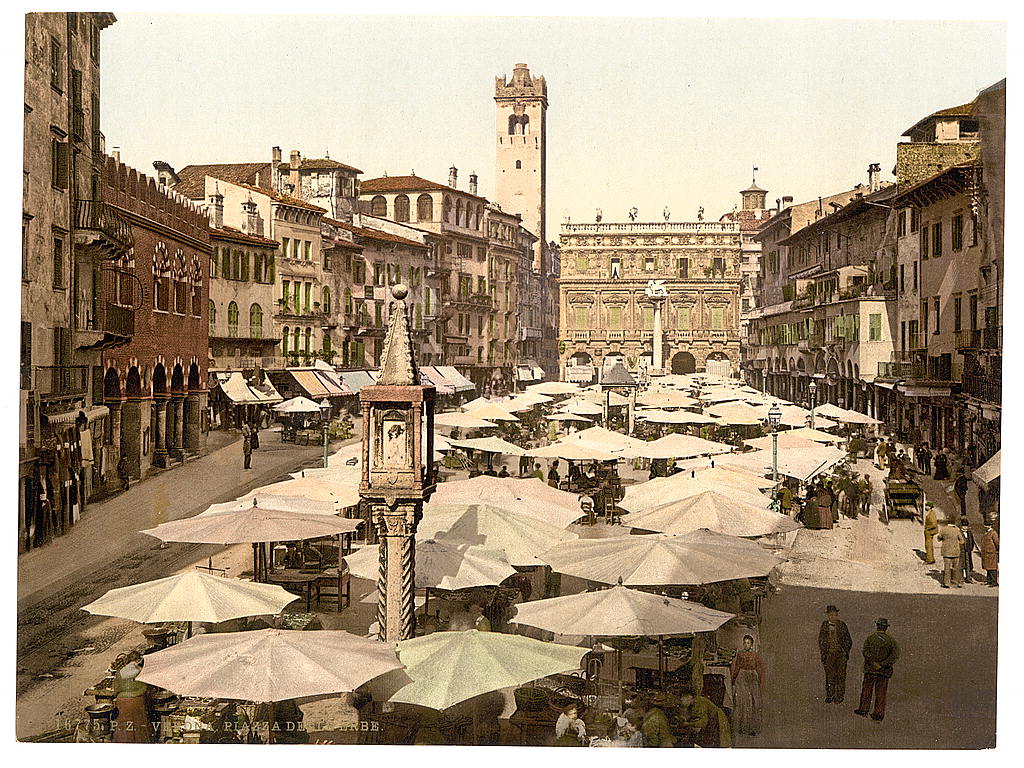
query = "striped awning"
(46, 405, 110, 426)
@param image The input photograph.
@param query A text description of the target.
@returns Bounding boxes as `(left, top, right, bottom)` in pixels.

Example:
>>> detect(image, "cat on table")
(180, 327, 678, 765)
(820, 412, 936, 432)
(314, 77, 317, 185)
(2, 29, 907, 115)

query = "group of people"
(792, 471, 872, 530)
(923, 505, 999, 587)
(818, 607, 899, 722)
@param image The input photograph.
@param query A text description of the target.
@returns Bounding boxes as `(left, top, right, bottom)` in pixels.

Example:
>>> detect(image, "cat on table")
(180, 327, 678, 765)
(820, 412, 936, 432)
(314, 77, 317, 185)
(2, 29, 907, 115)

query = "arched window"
(515, 160, 522, 170)
(208, 300, 216, 335)
(394, 195, 410, 222)
(521, 113, 530, 134)
(293, 327, 301, 355)
(227, 301, 238, 338)
(455, 199, 463, 227)
(443, 196, 452, 223)
(282, 326, 289, 355)
(417, 194, 433, 222)
(370, 195, 387, 217)
(304, 327, 312, 353)
(508, 113, 518, 135)
(249, 303, 263, 338)
(322, 286, 331, 314)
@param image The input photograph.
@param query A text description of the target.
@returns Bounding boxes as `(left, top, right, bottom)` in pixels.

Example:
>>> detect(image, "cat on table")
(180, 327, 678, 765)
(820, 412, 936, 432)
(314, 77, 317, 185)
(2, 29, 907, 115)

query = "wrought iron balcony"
(963, 373, 1001, 403)
(955, 327, 1002, 351)
(877, 361, 926, 380)
(73, 200, 133, 257)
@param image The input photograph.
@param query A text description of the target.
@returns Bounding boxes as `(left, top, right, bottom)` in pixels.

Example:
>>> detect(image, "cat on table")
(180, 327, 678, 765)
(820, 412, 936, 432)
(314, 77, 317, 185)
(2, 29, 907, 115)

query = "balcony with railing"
(73, 200, 133, 257)
(877, 361, 926, 380)
(955, 327, 1002, 351)
(963, 373, 1001, 403)
(35, 365, 89, 400)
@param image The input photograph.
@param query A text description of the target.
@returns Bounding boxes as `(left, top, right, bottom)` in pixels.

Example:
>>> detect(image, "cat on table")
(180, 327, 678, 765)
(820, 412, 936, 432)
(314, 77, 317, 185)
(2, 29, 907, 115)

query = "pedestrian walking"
(250, 423, 260, 450)
(933, 450, 950, 481)
(730, 634, 765, 736)
(960, 518, 976, 583)
(920, 443, 932, 475)
(855, 617, 899, 722)
(817, 481, 835, 530)
(242, 435, 253, 470)
(953, 469, 969, 521)
(819, 605, 852, 703)
(860, 475, 872, 516)
(981, 524, 999, 587)
(845, 474, 861, 518)
(923, 503, 938, 564)
(937, 518, 964, 588)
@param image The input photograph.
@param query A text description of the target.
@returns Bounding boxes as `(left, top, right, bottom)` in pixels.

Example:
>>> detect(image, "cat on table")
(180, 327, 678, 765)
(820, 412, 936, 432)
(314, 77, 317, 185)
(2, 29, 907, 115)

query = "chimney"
(241, 195, 260, 236)
(782, 195, 793, 209)
(271, 146, 282, 190)
(152, 160, 179, 187)
(469, 172, 478, 196)
(289, 150, 301, 196)
(449, 165, 458, 189)
(208, 185, 224, 229)
(868, 162, 881, 192)
(112, 146, 121, 163)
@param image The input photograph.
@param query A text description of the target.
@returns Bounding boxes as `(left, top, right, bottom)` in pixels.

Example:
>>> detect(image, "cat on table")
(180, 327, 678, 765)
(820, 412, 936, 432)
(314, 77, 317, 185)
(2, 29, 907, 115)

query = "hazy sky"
(100, 14, 1005, 233)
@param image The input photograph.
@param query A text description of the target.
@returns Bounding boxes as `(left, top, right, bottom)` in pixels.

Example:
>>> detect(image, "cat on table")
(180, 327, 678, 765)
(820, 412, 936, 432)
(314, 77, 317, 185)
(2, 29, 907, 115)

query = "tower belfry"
(495, 62, 547, 270)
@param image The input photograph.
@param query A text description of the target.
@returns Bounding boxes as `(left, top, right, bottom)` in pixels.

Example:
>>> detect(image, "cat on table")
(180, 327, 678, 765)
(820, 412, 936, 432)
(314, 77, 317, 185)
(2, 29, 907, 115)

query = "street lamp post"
(809, 379, 817, 430)
(320, 399, 332, 468)
(768, 403, 781, 514)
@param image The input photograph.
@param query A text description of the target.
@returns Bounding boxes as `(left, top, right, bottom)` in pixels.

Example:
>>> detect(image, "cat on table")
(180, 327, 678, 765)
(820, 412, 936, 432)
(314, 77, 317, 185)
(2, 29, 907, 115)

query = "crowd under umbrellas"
(77, 352, 897, 746)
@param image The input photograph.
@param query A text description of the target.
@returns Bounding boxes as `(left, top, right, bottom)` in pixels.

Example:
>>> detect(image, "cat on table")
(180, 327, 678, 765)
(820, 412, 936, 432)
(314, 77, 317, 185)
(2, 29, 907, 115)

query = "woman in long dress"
(730, 635, 766, 737)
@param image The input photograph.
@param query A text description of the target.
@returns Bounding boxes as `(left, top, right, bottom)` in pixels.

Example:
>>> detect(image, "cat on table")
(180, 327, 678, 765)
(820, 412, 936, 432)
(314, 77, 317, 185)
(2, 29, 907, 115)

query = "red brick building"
(99, 156, 211, 478)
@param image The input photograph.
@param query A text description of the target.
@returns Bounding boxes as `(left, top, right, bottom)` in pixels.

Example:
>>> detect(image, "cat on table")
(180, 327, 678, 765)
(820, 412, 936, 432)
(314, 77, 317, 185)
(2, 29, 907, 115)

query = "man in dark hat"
(818, 605, 852, 703)
(855, 618, 900, 721)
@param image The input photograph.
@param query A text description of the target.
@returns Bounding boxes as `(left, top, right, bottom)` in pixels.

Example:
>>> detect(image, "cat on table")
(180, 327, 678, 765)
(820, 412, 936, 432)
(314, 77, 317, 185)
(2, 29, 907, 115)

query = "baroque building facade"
(557, 219, 742, 382)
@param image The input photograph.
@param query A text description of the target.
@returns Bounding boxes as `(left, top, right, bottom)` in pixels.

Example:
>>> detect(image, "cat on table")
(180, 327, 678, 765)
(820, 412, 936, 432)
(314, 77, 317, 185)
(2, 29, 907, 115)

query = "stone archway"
(705, 351, 732, 379)
(121, 366, 144, 480)
(671, 351, 696, 375)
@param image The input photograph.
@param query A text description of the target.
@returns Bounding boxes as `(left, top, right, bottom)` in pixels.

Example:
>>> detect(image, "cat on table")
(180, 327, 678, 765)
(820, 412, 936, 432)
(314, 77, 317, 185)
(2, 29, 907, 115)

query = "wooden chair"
(316, 565, 351, 612)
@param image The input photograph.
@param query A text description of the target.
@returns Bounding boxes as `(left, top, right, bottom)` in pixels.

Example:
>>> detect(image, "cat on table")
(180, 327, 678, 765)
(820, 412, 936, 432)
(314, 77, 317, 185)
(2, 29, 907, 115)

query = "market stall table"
(265, 569, 323, 612)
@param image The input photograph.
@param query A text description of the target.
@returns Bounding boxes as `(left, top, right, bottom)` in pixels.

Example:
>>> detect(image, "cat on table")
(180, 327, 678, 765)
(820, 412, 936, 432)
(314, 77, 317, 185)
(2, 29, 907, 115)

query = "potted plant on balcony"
(286, 351, 300, 367)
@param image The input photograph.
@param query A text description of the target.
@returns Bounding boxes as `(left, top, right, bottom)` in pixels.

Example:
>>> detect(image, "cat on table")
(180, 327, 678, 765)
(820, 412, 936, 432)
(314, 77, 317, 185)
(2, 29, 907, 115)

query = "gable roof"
(902, 100, 977, 137)
(210, 226, 279, 247)
(360, 174, 489, 202)
(295, 157, 362, 174)
(323, 217, 428, 249)
(174, 163, 270, 199)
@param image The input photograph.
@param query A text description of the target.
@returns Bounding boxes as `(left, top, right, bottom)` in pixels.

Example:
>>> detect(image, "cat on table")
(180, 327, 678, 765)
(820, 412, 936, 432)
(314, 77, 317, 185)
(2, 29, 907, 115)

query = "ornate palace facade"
(557, 220, 742, 382)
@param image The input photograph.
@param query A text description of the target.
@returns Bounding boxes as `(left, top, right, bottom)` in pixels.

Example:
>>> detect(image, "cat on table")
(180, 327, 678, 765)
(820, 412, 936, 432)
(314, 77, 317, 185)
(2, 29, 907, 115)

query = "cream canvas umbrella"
(708, 401, 765, 426)
(637, 409, 719, 425)
(526, 381, 580, 396)
(417, 503, 577, 566)
(812, 402, 883, 425)
(345, 539, 517, 591)
(682, 465, 776, 490)
(510, 582, 735, 704)
(637, 391, 699, 409)
(461, 396, 493, 411)
(716, 445, 848, 483)
(559, 397, 605, 416)
(539, 529, 784, 586)
(581, 388, 630, 407)
(434, 411, 499, 429)
(273, 396, 324, 414)
(634, 434, 733, 460)
(378, 630, 588, 711)
(200, 494, 339, 518)
(466, 402, 520, 422)
(545, 411, 593, 424)
(448, 436, 526, 456)
(428, 476, 586, 528)
(623, 490, 801, 537)
(247, 478, 361, 510)
(525, 441, 619, 462)
(974, 450, 1001, 486)
(506, 391, 554, 409)
(620, 476, 771, 514)
(744, 432, 840, 452)
(561, 426, 651, 458)
(141, 501, 363, 543)
(137, 628, 402, 703)
(82, 571, 299, 624)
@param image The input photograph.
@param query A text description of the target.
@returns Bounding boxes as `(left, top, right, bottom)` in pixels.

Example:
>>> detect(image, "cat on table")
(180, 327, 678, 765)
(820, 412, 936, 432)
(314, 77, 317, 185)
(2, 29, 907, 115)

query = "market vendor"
(554, 701, 587, 746)
(675, 685, 732, 748)
(637, 693, 675, 747)
(112, 655, 152, 743)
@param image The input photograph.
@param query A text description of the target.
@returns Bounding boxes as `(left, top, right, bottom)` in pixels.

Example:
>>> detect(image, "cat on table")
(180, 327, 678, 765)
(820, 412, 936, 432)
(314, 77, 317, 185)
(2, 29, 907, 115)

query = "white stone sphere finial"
(392, 283, 409, 301)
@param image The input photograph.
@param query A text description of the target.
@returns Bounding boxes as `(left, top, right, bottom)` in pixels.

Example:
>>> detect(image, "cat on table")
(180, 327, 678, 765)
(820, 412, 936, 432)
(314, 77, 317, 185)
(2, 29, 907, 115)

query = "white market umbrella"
(559, 397, 605, 416)
(812, 402, 883, 425)
(345, 539, 517, 591)
(581, 388, 630, 407)
(545, 412, 594, 423)
(273, 396, 324, 414)
(377, 630, 588, 711)
(525, 441, 619, 462)
(620, 476, 771, 514)
(974, 450, 1001, 486)
(539, 529, 784, 586)
(716, 445, 848, 483)
(417, 503, 577, 566)
(506, 392, 554, 409)
(138, 628, 402, 702)
(141, 501, 362, 544)
(449, 436, 526, 456)
(623, 490, 801, 537)
(526, 381, 580, 396)
(434, 411, 499, 430)
(427, 476, 586, 528)
(634, 434, 733, 460)
(561, 426, 651, 458)
(82, 571, 298, 624)
(461, 396, 493, 411)
(466, 402, 520, 422)
(637, 409, 720, 425)
(637, 391, 700, 409)
(200, 494, 339, 518)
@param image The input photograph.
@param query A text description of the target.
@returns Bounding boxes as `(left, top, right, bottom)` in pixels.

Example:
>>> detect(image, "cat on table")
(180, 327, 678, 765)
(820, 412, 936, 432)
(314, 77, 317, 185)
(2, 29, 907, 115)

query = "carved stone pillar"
(172, 395, 186, 460)
(108, 401, 123, 482)
(184, 392, 203, 454)
(154, 397, 169, 468)
(628, 388, 637, 435)
(653, 298, 665, 371)
(374, 502, 421, 645)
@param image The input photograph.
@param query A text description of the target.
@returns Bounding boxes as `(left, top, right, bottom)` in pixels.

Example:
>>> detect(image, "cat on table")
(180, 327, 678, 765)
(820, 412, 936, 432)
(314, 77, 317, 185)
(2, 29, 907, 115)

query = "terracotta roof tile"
(174, 162, 269, 199)
(902, 100, 977, 136)
(226, 180, 327, 212)
(296, 157, 363, 174)
(323, 217, 427, 249)
(210, 226, 280, 247)
(360, 174, 488, 202)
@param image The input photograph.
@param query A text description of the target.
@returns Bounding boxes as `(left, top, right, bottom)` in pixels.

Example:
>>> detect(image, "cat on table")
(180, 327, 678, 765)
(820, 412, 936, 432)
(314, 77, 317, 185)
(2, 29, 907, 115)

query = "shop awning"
(420, 366, 456, 395)
(288, 369, 349, 399)
(974, 450, 1000, 486)
(46, 404, 110, 426)
(565, 365, 595, 384)
(217, 372, 284, 405)
(436, 366, 475, 392)
(337, 370, 378, 394)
